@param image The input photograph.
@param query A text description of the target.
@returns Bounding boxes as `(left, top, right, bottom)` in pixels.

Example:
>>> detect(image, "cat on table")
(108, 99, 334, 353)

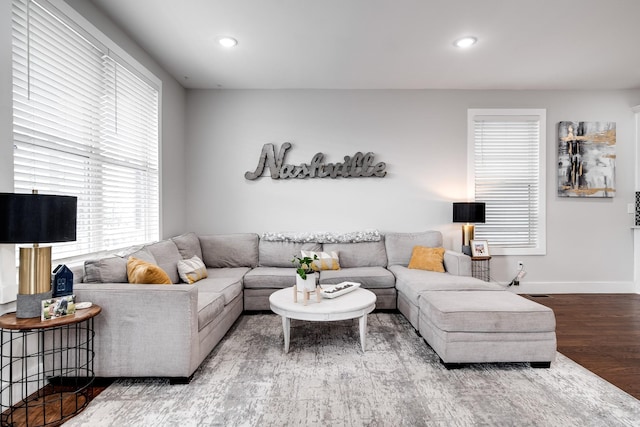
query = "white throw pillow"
(177, 255, 208, 284)
(300, 250, 340, 271)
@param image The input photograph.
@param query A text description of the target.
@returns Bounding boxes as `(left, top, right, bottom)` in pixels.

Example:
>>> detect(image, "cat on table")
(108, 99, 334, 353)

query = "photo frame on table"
(41, 295, 76, 321)
(470, 240, 489, 257)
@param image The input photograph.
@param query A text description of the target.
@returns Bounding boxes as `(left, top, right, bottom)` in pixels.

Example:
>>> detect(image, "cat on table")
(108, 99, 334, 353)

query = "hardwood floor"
(526, 293, 640, 400)
(1, 381, 112, 427)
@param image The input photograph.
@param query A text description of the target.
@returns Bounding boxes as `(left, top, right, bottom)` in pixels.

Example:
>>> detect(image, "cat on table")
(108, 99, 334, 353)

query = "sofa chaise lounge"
(73, 230, 556, 381)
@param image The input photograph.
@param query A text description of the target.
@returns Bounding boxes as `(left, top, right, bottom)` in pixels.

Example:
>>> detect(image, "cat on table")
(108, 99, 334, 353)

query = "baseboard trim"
(508, 281, 637, 294)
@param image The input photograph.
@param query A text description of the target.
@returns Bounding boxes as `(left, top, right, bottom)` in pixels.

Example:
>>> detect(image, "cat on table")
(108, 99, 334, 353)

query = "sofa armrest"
(73, 283, 200, 378)
(443, 251, 472, 276)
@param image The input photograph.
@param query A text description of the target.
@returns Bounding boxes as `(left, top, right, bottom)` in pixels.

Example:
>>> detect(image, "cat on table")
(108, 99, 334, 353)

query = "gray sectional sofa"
(73, 230, 556, 382)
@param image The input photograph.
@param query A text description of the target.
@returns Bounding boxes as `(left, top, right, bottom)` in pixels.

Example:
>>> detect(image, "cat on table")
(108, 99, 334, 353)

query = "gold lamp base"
(17, 245, 52, 318)
(461, 224, 475, 256)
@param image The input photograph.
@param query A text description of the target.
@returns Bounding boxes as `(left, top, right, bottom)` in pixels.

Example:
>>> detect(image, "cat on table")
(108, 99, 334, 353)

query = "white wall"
(186, 88, 640, 292)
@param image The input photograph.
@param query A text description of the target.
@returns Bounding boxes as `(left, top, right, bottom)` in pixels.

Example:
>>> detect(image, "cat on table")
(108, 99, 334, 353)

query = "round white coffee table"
(269, 286, 376, 353)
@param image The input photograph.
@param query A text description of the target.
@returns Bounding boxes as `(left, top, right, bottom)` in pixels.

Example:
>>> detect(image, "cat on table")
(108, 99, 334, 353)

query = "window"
(468, 109, 546, 255)
(12, 0, 160, 261)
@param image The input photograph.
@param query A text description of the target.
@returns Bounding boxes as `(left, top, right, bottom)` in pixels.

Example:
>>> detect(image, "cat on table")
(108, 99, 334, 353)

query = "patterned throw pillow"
(407, 246, 445, 273)
(177, 256, 208, 284)
(127, 257, 172, 284)
(300, 250, 340, 271)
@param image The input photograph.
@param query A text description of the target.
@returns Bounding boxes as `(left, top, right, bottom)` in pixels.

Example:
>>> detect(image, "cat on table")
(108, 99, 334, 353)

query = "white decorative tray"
(320, 282, 360, 299)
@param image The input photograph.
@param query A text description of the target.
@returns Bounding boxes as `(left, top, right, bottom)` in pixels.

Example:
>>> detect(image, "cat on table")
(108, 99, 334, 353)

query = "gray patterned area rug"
(65, 313, 640, 427)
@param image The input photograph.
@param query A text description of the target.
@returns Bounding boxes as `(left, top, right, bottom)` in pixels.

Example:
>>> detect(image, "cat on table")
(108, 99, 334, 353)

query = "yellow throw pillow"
(407, 246, 445, 273)
(127, 257, 172, 284)
(177, 256, 208, 284)
(300, 250, 340, 271)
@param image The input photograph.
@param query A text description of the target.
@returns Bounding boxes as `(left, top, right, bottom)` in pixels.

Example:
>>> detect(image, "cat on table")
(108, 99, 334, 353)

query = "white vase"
(296, 273, 317, 292)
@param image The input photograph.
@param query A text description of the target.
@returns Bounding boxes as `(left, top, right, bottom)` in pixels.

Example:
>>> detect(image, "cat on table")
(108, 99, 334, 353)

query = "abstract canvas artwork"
(558, 121, 616, 198)
(636, 191, 640, 226)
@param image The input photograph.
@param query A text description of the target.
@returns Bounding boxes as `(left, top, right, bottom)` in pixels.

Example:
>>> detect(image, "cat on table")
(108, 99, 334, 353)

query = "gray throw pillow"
(84, 256, 128, 283)
(199, 233, 259, 268)
(172, 232, 204, 260)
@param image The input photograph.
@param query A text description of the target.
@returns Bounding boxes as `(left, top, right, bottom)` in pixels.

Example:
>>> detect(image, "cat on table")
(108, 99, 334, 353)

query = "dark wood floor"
(526, 293, 640, 400)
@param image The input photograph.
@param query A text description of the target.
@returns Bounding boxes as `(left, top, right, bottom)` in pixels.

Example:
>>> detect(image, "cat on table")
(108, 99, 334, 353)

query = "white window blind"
(12, 0, 160, 261)
(468, 109, 546, 255)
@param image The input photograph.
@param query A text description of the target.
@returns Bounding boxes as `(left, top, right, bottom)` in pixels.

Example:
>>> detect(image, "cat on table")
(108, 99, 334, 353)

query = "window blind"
(469, 110, 546, 255)
(12, 0, 159, 261)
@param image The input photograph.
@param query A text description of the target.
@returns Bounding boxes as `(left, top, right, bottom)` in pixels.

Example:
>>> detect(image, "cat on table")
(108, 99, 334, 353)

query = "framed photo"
(41, 295, 76, 321)
(470, 240, 489, 257)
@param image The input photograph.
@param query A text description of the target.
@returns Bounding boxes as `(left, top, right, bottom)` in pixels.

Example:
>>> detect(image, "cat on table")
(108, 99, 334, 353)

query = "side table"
(471, 256, 491, 282)
(0, 305, 101, 427)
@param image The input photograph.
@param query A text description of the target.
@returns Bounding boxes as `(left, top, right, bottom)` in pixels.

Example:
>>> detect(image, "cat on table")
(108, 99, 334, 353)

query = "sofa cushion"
(144, 240, 182, 284)
(300, 250, 340, 271)
(323, 239, 387, 268)
(84, 256, 128, 283)
(127, 248, 157, 264)
(390, 265, 502, 303)
(197, 292, 225, 331)
(126, 257, 172, 285)
(259, 241, 322, 267)
(172, 232, 203, 260)
(84, 247, 157, 284)
(196, 274, 243, 305)
(443, 251, 472, 276)
(205, 267, 250, 280)
(319, 267, 395, 289)
(419, 291, 556, 333)
(200, 233, 259, 268)
(177, 256, 208, 284)
(243, 267, 296, 289)
(408, 246, 445, 273)
(385, 231, 443, 266)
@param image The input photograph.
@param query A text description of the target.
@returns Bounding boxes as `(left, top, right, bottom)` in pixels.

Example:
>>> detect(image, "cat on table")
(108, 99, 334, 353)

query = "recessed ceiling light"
(454, 36, 477, 48)
(217, 36, 238, 48)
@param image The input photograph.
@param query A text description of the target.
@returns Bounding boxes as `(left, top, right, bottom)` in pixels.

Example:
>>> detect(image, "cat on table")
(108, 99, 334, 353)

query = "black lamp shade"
(0, 193, 77, 243)
(452, 202, 485, 223)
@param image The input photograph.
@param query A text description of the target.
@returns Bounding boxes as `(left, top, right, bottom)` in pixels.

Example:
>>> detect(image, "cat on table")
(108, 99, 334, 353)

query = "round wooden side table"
(0, 304, 101, 427)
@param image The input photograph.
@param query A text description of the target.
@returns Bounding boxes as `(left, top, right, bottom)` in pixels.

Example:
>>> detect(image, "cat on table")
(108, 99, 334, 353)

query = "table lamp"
(0, 192, 77, 318)
(452, 202, 485, 256)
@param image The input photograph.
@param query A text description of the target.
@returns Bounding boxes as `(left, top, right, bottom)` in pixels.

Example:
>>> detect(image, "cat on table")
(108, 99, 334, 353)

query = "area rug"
(65, 313, 640, 426)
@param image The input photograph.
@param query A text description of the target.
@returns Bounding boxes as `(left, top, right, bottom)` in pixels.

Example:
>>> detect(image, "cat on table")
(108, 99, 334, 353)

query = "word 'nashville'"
(245, 143, 387, 180)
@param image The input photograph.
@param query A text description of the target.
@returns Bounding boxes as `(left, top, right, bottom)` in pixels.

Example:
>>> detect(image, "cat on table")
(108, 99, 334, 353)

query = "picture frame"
(470, 240, 489, 257)
(41, 295, 76, 321)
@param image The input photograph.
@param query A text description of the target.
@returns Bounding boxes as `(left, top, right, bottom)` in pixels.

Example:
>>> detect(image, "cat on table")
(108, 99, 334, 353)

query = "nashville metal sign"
(245, 143, 387, 180)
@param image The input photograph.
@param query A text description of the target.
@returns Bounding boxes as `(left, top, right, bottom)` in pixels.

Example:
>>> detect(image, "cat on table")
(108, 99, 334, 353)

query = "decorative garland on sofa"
(261, 230, 381, 243)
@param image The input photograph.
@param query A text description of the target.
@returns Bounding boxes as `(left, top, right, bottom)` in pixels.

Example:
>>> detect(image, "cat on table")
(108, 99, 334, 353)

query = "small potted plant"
(291, 254, 318, 292)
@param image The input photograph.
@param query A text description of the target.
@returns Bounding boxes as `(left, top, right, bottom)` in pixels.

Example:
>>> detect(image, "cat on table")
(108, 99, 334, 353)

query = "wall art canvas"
(558, 121, 616, 198)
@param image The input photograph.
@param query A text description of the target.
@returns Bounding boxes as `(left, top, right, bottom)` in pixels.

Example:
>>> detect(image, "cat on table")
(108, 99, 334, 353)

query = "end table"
(471, 256, 491, 282)
(0, 305, 101, 426)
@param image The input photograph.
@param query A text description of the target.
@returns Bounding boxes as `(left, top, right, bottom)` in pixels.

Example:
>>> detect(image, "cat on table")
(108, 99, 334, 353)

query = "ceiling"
(88, 0, 640, 90)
